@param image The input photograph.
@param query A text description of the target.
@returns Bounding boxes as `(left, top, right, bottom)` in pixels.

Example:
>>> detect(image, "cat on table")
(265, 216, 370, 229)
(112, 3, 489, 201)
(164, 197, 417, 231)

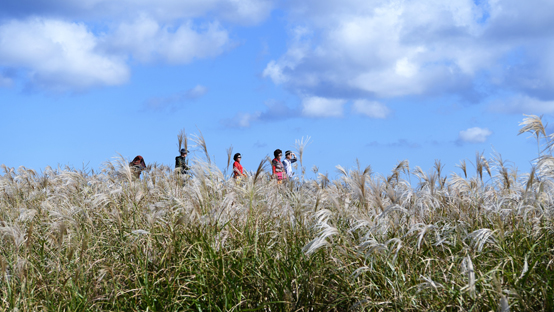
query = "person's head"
(131, 155, 145, 166)
(233, 153, 242, 162)
(274, 149, 282, 159)
(285, 150, 293, 159)
(180, 148, 188, 157)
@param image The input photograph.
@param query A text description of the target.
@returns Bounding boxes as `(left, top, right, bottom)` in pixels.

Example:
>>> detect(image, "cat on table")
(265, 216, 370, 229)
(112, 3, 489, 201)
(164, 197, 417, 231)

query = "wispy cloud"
(489, 94, 554, 115)
(352, 100, 392, 119)
(144, 85, 208, 111)
(0, 73, 13, 87)
(458, 127, 492, 143)
(221, 112, 262, 128)
(221, 100, 299, 128)
(367, 139, 421, 149)
(253, 141, 267, 148)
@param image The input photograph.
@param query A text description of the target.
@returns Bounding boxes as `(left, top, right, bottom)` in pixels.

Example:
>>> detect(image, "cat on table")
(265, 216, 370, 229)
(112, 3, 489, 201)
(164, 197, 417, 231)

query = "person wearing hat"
(175, 148, 190, 175)
(232, 153, 246, 179)
(282, 150, 297, 179)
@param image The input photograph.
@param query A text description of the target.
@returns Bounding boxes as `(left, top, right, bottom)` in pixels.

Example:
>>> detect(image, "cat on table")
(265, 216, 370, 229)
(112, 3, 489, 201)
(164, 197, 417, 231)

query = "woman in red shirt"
(233, 153, 246, 179)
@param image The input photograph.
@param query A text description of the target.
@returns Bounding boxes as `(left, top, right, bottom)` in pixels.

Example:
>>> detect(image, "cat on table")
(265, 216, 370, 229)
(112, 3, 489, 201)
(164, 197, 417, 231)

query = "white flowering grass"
(1, 118, 554, 311)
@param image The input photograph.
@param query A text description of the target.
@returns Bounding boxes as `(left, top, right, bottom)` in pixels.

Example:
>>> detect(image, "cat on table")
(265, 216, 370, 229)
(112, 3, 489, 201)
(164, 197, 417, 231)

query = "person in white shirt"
(282, 150, 297, 179)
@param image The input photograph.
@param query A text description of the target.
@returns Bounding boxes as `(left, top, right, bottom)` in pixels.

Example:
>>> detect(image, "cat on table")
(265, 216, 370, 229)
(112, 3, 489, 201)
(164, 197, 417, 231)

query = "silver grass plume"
(294, 136, 312, 177)
(456, 159, 468, 178)
(177, 128, 188, 152)
(467, 228, 496, 252)
(294, 136, 311, 168)
(450, 173, 471, 193)
(518, 114, 547, 158)
(302, 224, 338, 255)
(303, 209, 338, 255)
(226, 145, 233, 173)
(408, 223, 437, 250)
(499, 295, 509, 312)
(191, 128, 210, 164)
(491, 150, 514, 191)
(253, 158, 268, 185)
(417, 275, 443, 292)
(461, 255, 476, 298)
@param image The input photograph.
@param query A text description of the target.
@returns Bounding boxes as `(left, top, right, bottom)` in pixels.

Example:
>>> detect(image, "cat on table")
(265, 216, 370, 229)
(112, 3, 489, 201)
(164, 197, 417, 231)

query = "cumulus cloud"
(301, 96, 346, 118)
(0, 0, 273, 92)
(0, 18, 129, 91)
(144, 84, 208, 111)
(458, 127, 492, 143)
(352, 100, 391, 119)
(265, 0, 554, 103)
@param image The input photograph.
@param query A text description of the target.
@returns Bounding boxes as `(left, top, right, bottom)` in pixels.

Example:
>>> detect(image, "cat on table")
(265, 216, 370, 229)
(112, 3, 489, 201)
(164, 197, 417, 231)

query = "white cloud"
(105, 17, 230, 64)
(352, 100, 391, 119)
(458, 127, 492, 143)
(0, 0, 272, 92)
(0, 18, 129, 91)
(301, 96, 346, 118)
(489, 94, 554, 114)
(144, 84, 208, 111)
(265, 0, 554, 102)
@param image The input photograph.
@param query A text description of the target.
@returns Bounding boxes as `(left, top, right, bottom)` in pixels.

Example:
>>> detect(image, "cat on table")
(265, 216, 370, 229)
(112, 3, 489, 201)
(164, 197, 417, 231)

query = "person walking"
(272, 149, 285, 183)
(232, 153, 246, 179)
(175, 149, 190, 175)
(282, 150, 297, 179)
(129, 155, 146, 179)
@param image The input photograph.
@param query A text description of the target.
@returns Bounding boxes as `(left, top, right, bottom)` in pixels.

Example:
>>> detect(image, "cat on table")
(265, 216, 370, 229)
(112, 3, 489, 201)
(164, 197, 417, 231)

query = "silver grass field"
(1, 116, 553, 311)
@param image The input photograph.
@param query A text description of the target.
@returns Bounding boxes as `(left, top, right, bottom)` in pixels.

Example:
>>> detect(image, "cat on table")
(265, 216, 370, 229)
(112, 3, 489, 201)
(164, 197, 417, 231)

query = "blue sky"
(2, 0, 554, 179)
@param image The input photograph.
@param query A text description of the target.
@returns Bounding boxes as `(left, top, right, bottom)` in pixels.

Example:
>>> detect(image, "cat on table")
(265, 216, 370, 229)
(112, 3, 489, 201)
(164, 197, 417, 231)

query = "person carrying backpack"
(282, 150, 297, 179)
(272, 149, 285, 183)
(175, 149, 190, 175)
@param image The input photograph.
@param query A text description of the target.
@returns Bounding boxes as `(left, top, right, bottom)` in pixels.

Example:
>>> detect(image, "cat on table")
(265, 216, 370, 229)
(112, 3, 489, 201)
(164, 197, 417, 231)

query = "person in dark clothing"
(130, 155, 146, 179)
(175, 148, 190, 174)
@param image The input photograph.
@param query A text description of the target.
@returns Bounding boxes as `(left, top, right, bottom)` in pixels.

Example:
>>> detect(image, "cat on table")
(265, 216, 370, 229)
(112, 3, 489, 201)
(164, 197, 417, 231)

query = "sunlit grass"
(1, 116, 553, 311)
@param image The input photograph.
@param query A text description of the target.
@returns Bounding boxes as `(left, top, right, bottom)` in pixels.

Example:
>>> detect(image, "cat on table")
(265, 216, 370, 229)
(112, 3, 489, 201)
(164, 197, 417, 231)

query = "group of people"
(129, 148, 298, 182)
(232, 149, 297, 183)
